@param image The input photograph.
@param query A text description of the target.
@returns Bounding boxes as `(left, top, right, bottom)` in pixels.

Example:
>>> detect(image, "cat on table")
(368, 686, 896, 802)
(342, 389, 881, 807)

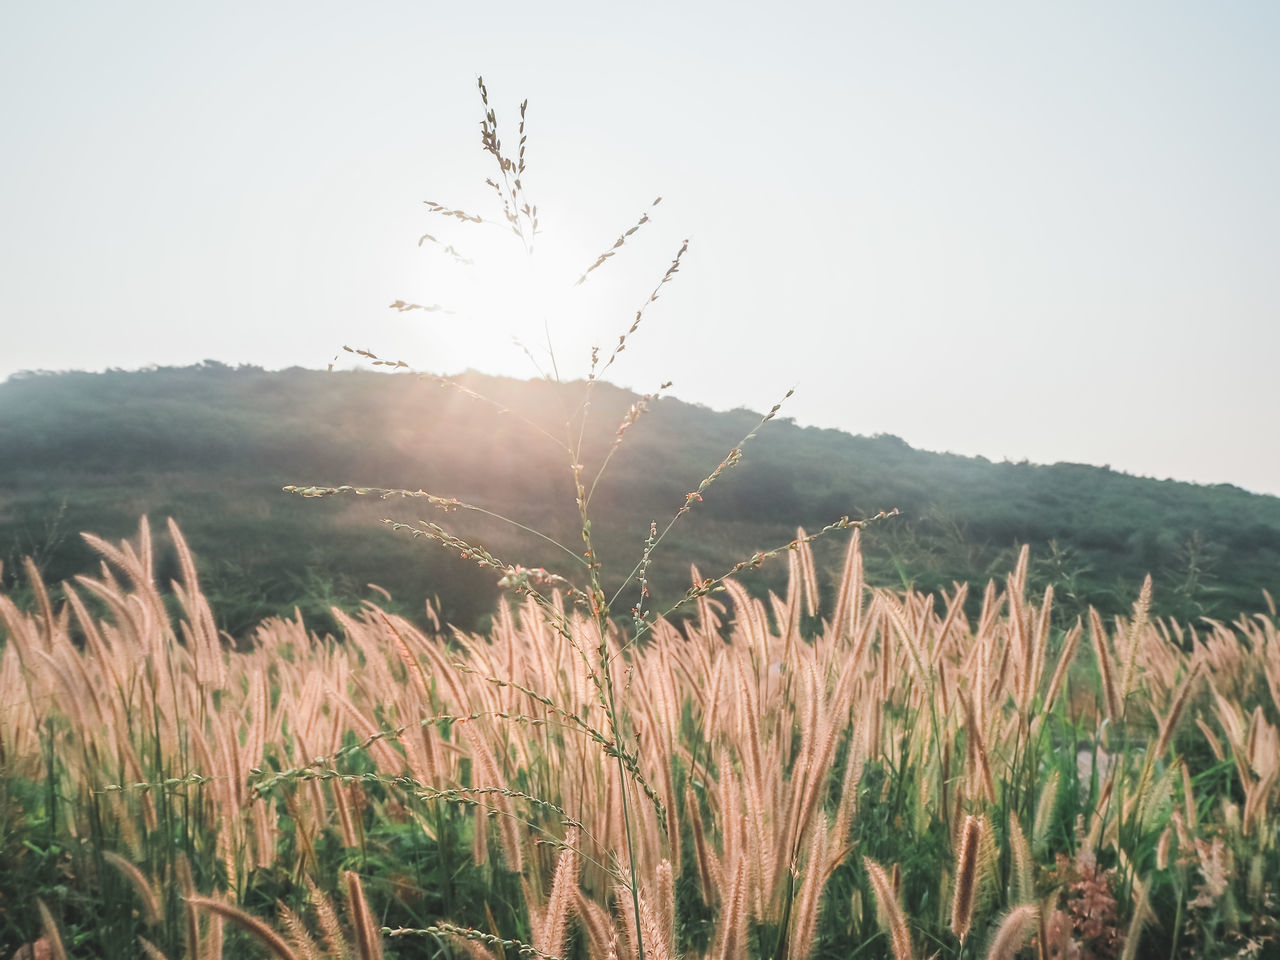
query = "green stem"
(601, 653, 647, 960)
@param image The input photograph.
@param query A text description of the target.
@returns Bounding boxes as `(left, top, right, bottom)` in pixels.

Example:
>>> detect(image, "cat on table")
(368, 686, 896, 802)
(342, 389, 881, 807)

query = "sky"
(2, 3, 1278, 495)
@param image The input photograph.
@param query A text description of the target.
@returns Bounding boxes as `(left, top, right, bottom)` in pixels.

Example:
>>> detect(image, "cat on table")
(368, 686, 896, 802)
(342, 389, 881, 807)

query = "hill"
(2, 362, 1277, 634)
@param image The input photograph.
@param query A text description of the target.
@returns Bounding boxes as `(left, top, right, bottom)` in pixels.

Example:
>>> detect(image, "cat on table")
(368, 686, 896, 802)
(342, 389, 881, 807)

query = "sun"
(409, 212, 637, 382)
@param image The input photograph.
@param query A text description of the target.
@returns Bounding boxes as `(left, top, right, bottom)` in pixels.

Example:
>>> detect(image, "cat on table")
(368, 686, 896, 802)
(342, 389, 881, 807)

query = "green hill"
(2, 362, 1277, 634)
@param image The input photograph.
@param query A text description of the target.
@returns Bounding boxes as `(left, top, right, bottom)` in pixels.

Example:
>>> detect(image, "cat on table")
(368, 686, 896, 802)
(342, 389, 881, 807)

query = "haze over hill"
(2, 363, 1278, 635)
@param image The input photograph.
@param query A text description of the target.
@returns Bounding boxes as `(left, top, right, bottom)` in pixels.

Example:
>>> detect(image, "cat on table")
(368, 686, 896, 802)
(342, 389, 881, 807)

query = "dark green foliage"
(3, 363, 1279, 639)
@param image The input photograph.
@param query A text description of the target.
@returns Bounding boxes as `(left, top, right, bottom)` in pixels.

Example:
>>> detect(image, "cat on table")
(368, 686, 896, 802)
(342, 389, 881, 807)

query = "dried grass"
(2, 513, 1277, 959)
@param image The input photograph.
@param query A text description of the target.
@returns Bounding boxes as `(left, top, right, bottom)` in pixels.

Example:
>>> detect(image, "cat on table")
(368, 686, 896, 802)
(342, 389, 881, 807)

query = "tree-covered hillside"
(2, 362, 1277, 634)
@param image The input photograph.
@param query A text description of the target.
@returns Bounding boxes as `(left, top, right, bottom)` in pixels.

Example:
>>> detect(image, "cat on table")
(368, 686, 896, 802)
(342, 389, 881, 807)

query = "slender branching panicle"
(577, 198, 663, 287)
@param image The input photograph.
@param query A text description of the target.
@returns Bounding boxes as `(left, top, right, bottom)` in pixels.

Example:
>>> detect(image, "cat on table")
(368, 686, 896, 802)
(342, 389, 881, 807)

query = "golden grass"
(2, 519, 1279, 958)
(949, 815, 982, 942)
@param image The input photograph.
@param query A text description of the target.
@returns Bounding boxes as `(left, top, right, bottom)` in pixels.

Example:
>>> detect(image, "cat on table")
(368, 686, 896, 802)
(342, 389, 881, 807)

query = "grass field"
(4, 77, 1277, 960)
(1, 517, 1276, 959)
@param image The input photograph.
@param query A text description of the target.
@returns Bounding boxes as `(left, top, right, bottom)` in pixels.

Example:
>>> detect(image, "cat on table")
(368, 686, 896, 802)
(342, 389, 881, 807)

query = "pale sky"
(2, 3, 1278, 494)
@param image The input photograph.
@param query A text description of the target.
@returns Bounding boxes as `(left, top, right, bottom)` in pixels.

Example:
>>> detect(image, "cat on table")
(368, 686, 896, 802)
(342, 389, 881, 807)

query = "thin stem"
(284, 484, 589, 572)
(607, 390, 798, 612)
(613, 511, 898, 660)
(606, 656, 647, 960)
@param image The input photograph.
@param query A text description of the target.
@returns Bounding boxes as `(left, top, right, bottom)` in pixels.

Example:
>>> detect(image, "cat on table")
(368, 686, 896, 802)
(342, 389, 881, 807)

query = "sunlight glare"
(416, 218, 604, 382)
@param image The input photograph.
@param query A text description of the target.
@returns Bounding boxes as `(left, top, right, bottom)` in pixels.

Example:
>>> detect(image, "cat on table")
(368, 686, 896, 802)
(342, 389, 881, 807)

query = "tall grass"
(1, 519, 1278, 958)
